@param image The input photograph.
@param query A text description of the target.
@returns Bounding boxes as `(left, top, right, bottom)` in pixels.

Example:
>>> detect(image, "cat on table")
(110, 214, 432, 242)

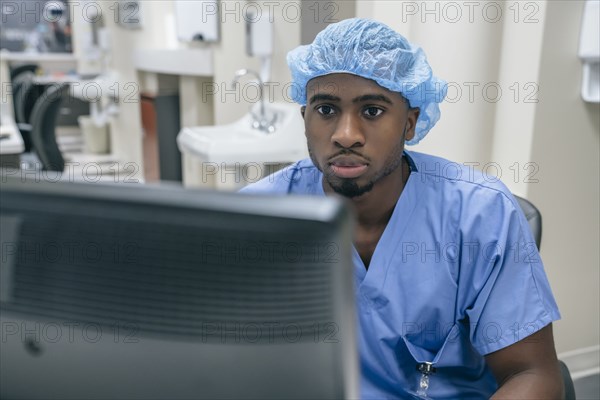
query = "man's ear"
(405, 107, 420, 141)
(300, 106, 306, 118)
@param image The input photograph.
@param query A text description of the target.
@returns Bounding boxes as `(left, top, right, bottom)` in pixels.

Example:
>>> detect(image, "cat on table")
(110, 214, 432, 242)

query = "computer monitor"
(0, 175, 358, 399)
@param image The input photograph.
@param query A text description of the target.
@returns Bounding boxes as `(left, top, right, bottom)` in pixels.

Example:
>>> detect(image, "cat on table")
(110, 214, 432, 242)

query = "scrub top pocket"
(400, 323, 460, 399)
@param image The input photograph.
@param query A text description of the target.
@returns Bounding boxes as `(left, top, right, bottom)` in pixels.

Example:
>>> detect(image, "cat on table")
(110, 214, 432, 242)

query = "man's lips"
(327, 155, 369, 179)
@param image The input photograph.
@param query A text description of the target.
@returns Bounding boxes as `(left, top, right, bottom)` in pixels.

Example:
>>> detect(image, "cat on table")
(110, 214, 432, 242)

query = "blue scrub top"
(240, 151, 561, 399)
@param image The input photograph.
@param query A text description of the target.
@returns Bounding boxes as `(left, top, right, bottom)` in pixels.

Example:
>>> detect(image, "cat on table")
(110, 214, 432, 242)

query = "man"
(241, 19, 563, 399)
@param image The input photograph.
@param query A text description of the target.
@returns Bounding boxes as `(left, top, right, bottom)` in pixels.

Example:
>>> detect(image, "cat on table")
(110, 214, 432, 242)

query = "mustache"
(327, 149, 371, 163)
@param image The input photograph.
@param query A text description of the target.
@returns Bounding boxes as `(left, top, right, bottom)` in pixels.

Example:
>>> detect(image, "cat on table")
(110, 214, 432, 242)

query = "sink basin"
(177, 102, 308, 164)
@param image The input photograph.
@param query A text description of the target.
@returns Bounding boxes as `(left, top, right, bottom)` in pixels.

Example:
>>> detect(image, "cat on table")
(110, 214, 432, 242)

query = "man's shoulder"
(408, 150, 522, 214)
(409, 151, 513, 194)
(239, 159, 320, 195)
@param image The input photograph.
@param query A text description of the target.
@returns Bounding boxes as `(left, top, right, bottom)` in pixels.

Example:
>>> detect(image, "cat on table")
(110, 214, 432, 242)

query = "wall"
(70, 0, 177, 179)
(211, 0, 301, 126)
(489, 2, 547, 197)
(301, 0, 355, 45)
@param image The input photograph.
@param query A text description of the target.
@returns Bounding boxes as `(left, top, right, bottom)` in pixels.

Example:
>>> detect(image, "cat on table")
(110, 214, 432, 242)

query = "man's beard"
(308, 144, 405, 199)
(325, 175, 375, 198)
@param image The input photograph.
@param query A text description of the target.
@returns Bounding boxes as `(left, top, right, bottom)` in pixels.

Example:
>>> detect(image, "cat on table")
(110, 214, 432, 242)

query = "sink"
(177, 102, 309, 189)
(177, 101, 308, 164)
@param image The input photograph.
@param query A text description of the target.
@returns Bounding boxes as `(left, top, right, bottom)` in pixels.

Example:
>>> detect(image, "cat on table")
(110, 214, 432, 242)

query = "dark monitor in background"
(0, 176, 358, 399)
(0, 0, 72, 53)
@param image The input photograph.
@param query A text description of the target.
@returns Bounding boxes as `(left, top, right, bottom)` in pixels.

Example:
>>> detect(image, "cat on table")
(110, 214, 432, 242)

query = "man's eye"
(317, 105, 335, 116)
(363, 107, 384, 117)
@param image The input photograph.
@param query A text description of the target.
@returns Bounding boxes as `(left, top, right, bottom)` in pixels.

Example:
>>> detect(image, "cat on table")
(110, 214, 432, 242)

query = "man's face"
(302, 73, 419, 198)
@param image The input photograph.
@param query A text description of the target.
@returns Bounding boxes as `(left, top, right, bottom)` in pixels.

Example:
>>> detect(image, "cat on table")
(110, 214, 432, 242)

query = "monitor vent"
(4, 211, 339, 343)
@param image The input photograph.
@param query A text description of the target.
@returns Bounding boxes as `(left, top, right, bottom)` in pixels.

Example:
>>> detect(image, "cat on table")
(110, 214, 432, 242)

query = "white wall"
(211, 1, 301, 125)
(489, 2, 547, 197)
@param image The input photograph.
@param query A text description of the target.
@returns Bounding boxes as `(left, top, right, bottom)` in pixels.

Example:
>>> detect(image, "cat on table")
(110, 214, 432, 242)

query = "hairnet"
(286, 18, 447, 145)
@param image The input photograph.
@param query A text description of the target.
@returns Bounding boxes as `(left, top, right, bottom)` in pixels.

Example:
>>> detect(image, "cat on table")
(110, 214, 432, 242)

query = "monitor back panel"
(0, 180, 357, 399)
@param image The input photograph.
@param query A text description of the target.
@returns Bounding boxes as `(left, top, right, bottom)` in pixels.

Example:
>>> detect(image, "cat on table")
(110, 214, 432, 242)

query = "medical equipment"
(578, 0, 600, 103)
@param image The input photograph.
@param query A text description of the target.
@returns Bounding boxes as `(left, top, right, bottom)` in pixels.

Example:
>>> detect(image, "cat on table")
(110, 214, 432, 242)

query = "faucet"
(231, 69, 277, 133)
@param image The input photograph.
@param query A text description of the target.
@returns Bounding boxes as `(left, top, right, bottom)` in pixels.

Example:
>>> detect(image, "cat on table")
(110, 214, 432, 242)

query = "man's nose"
(331, 113, 365, 148)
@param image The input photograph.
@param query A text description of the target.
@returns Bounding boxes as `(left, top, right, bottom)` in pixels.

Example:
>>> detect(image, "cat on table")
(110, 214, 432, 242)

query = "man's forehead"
(307, 73, 379, 89)
(306, 73, 406, 103)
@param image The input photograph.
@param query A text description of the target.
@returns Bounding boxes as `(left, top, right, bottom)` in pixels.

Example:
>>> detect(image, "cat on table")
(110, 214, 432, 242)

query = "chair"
(11, 65, 41, 150)
(12, 71, 39, 152)
(513, 195, 577, 400)
(9, 64, 38, 81)
(29, 83, 69, 171)
(514, 195, 543, 250)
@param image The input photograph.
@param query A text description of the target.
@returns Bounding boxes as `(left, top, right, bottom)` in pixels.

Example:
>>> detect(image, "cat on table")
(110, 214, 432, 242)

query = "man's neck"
(351, 156, 410, 229)
(337, 156, 411, 269)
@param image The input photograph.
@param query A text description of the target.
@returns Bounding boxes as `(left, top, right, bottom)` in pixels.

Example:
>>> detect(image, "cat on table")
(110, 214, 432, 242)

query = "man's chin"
(328, 178, 374, 199)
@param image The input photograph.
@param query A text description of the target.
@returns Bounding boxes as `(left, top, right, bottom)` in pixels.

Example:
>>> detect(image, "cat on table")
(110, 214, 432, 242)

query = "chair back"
(12, 72, 37, 152)
(13, 72, 36, 123)
(10, 64, 38, 81)
(29, 84, 69, 171)
(513, 195, 542, 250)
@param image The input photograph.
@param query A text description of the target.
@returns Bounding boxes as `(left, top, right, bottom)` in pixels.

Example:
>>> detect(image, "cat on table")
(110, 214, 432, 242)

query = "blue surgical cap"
(287, 18, 447, 145)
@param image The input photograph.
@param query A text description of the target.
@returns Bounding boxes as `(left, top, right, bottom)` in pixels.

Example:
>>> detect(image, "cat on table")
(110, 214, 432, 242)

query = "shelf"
(0, 51, 77, 63)
(133, 48, 213, 76)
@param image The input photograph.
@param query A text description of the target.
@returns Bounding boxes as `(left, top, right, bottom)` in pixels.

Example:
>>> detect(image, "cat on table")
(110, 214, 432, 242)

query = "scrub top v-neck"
(346, 153, 421, 292)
